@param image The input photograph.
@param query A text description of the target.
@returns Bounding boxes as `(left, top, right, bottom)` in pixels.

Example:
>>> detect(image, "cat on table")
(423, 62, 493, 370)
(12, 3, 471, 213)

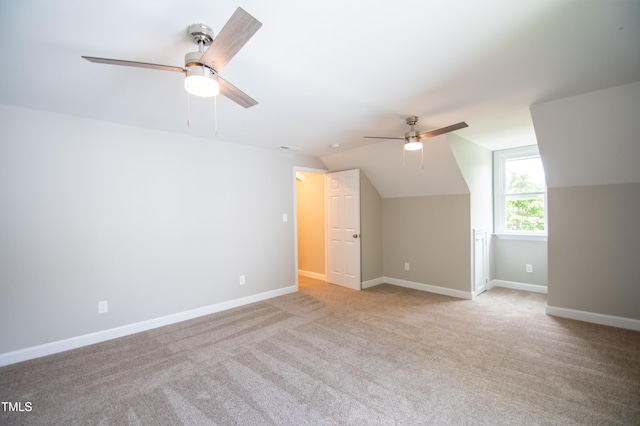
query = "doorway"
(294, 169, 327, 286)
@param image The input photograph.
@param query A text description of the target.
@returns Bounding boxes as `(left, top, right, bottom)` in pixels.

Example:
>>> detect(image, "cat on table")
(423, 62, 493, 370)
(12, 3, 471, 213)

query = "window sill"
(494, 233, 548, 242)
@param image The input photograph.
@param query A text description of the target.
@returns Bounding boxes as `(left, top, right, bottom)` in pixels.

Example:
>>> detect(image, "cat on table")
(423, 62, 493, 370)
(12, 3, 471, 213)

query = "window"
(494, 145, 547, 238)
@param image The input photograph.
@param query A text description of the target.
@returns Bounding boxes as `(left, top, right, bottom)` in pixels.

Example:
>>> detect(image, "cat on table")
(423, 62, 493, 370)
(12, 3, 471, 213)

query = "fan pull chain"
(421, 145, 424, 169)
(187, 92, 191, 128)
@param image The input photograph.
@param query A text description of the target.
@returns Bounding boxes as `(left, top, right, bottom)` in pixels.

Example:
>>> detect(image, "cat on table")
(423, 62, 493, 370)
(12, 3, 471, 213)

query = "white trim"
(384, 277, 473, 300)
(294, 166, 328, 174)
(494, 233, 547, 241)
(473, 228, 489, 296)
(0, 285, 297, 367)
(489, 279, 548, 294)
(362, 277, 385, 289)
(298, 269, 326, 281)
(546, 305, 640, 332)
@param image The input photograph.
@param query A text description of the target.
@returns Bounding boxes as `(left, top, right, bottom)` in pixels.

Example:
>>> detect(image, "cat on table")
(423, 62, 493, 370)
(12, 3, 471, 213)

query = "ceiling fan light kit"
(184, 66, 220, 97)
(183, 69, 219, 97)
(403, 139, 422, 151)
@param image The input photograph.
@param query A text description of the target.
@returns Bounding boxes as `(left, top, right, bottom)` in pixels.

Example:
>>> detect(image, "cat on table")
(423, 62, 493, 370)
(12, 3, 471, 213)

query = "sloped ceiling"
(322, 135, 469, 198)
(531, 81, 640, 188)
(0, 0, 639, 197)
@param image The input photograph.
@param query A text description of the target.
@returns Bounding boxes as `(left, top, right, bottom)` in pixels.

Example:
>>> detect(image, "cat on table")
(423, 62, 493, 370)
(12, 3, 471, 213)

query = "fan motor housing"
(185, 51, 207, 68)
(187, 23, 213, 45)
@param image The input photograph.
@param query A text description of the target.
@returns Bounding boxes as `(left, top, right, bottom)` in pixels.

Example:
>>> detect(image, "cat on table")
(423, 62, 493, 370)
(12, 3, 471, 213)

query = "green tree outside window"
(505, 171, 545, 232)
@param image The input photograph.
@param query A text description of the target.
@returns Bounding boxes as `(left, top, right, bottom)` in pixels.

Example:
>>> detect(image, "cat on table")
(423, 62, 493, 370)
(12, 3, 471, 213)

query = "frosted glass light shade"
(404, 139, 423, 151)
(184, 66, 220, 97)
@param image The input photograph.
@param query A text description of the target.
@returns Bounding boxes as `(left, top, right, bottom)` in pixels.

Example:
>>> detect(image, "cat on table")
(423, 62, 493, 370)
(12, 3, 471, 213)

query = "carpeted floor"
(1, 278, 639, 425)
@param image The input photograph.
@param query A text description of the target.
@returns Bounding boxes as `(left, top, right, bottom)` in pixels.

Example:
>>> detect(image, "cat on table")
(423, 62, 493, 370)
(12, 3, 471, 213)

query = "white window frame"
(494, 145, 547, 240)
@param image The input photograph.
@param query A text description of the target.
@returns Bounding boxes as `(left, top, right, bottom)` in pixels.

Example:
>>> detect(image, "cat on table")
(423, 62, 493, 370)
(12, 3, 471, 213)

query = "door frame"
(293, 167, 328, 290)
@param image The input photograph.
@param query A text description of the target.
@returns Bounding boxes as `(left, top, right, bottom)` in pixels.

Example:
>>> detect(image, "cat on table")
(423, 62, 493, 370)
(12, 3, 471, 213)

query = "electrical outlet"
(239, 275, 246, 285)
(98, 300, 108, 314)
(526, 264, 533, 273)
(404, 262, 410, 271)
(282, 213, 288, 222)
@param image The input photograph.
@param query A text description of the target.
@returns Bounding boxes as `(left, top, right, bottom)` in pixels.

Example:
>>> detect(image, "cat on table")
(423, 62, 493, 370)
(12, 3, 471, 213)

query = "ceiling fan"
(364, 116, 468, 151)
(82, 7, 261, 109)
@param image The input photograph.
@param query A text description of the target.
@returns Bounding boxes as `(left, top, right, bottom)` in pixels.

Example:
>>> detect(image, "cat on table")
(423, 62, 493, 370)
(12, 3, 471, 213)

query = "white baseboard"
(384, 277, 473, 300)
(0, 285, 297, 367)
(489, 279, 548, 294)
(362, 277, 385, 289)
(546, 305, 640, 332)
(298, 269, 326, 281)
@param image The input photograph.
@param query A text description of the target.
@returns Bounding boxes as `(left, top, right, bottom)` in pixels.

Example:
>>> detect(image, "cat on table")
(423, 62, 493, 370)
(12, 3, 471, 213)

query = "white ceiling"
(0, 0, 639, 159)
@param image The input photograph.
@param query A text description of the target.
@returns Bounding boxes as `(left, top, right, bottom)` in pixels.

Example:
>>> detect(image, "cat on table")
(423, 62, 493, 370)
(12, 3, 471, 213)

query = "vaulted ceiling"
(1, 1, 638, 192)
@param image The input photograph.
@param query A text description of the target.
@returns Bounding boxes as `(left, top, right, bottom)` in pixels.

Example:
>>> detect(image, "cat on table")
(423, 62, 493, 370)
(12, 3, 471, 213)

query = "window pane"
(505, 194, 545, 232)
(505, 157, 545, 194)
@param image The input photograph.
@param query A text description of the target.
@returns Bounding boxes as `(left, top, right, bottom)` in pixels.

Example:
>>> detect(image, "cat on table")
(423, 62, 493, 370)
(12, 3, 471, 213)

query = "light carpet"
(1, 277, 639, 425)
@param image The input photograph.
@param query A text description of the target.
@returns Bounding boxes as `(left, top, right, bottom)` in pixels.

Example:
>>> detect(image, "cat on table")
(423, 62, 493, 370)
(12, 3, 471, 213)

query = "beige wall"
(548, 183, 640, 319)
(296, 172, 325, 276)
(0, 105, 326, 355)
(360, 171, 383, 282)
(382, 195, 471, 292)
(493, 238, 547, 286)
(532, 82, 640, 322)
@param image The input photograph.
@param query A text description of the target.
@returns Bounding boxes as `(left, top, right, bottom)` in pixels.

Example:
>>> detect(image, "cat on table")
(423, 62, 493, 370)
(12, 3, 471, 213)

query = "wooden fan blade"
(82, 56, 185, 73)
(219, 77, 258, 108)
(363, 136, 405, 140)
(418, 122, 468, 140)
(200, 8, 262, 73)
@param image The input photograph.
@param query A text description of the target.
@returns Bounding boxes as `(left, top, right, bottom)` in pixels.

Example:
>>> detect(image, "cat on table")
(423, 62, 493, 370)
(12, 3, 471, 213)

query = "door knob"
(352, 234, 360, 238)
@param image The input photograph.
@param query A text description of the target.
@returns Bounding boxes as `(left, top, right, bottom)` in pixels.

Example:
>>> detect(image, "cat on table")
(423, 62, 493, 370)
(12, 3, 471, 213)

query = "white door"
(474, 229, 489, 295)
(327, 169, 361, 290)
